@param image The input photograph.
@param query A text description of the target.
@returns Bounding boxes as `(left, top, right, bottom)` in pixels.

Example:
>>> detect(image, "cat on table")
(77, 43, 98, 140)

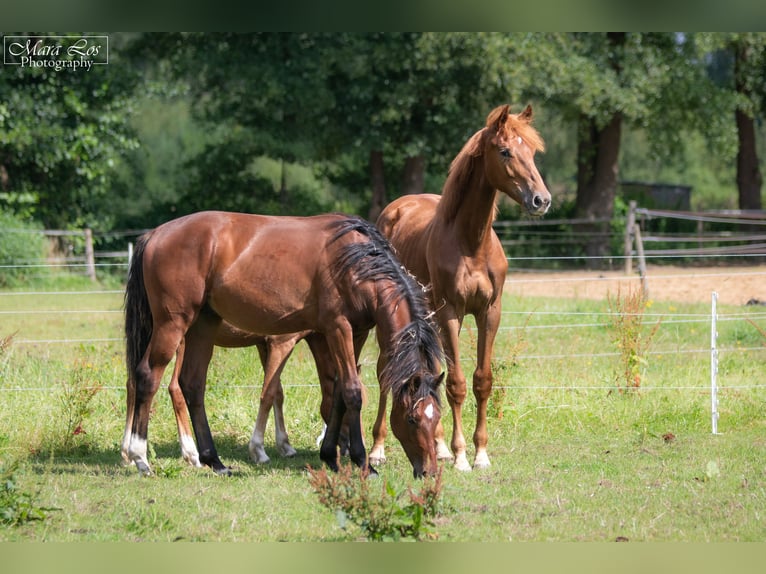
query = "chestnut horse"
(374, 104, 550, 471)
(123, 212, 444, 477)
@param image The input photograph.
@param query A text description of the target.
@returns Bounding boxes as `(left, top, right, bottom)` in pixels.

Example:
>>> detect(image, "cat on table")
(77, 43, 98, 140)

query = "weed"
(58, 354, 103, 451)
(606, 287, 661, 392)
(0, 461, 58, 526)
(489, 314, 530, 419)
(307, 463, 443, 541)
(0, 331, 15, 355)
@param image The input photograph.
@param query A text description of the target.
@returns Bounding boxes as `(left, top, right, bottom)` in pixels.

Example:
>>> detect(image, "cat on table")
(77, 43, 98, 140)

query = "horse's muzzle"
(526, 190, 551, 216)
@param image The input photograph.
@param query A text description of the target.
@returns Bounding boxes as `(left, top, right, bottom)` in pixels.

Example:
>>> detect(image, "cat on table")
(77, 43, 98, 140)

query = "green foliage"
(307, 463, 442, 541)
(0, 211, 47, 287)
(1, 462, 56, 526)
(0, 36, 140, 229)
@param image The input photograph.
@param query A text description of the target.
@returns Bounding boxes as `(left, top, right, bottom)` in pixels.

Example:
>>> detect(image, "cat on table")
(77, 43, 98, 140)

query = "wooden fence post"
(624, 201, 637, 274)
(633, 223, 649, 299)
(83, 228, 96, 282)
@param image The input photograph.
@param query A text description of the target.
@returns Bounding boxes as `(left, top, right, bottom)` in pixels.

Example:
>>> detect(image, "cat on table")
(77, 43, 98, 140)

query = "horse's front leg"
(319, 371, 345, 472)
(472, 302, 502, 469)
(369, 389, 388, 465)
(320, 324, 375, 475)
(439, 307, 471, 471)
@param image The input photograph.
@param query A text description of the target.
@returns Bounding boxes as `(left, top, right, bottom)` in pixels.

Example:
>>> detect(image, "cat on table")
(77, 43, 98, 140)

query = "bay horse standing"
(123, 212, 444, 477)
(374, 104, 550, 471)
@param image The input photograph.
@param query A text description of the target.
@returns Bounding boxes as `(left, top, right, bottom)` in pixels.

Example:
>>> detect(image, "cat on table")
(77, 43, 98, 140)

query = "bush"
(0, 211, 47, 288)
(307, 463, 443, 541)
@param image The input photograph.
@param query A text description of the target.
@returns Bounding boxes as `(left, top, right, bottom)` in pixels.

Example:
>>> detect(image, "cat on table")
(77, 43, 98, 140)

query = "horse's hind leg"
(121, 372, 136, 466)
(248, 334, 301, 464)
(128, 325, 184, 475)
(169, 340, 202, 467)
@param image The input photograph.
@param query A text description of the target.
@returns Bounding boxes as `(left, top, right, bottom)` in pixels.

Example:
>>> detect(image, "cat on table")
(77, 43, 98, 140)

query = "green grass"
(1, 280, 765, 541)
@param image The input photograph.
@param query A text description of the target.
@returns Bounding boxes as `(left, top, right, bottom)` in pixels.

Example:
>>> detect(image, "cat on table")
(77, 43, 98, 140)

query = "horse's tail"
(124, 233, 153, 383)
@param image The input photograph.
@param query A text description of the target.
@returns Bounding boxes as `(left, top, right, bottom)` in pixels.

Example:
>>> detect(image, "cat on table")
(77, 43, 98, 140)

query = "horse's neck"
(437, 161, 498, 252)
(372, 287, 412, 348)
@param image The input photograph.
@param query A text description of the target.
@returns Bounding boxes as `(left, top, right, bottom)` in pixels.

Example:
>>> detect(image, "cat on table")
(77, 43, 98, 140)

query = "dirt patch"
(507, 265, 766, 307)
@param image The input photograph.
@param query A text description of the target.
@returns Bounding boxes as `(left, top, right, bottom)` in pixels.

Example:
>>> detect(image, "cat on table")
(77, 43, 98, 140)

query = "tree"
(0, 34, 139, 230)
(128, 33, 517, 220)
(524, 33, 733, 266)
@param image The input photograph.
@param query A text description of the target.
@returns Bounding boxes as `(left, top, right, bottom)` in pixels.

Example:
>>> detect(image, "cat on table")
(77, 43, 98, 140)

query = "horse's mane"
(440, 108, 545, 222)
(330, 217, 443, 405)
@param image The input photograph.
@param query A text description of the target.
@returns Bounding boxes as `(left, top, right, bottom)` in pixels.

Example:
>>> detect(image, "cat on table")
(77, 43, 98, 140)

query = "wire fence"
(2, 212, 766, 425)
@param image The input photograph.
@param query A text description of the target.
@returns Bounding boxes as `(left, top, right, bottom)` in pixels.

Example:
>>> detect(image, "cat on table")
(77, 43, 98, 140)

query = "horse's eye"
(500, 148, 512, 159)
(407, 415, 417, 425)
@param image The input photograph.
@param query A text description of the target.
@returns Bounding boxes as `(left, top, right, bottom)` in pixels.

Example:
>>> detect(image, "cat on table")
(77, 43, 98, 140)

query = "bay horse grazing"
(123, 212, 444, 477)
(121, 327, 341, 469)
(374, 104, 550, 471)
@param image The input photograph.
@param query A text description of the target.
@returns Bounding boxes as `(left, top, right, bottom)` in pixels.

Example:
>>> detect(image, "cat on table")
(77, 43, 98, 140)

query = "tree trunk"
(401, 155, 425, 195)
(368, 150, 387, 222)
(574, 32, 626, 270)
(279, 159, 289, 211)
(734, 41, 763, 210)
(575, 112, 623, 269)
(735, 110, 763, 210)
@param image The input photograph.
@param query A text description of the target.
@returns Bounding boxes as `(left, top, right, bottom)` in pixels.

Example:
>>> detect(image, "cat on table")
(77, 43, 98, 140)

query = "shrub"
(607, 286, 662, 391)
(307, 463, 443, 541)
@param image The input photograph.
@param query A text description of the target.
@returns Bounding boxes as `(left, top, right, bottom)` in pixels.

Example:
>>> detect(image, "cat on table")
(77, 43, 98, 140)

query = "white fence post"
(710, 291, 719, 435)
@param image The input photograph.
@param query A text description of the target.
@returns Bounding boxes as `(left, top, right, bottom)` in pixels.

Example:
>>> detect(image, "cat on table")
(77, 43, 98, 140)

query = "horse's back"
(377, 194, 439, 237)
(376, 194, 440, 282)
(142, 211, 347, 336)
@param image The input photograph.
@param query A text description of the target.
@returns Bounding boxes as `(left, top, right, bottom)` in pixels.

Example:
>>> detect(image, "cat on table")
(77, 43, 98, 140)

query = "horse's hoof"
(473, 451, 491, 469)
(214, 466, 233, 477)
(135, 461, 153, 476)
(435, 443, 454, 461)
(368, 456, 386, 466)
(453, 454, 472, 472)
(279, 445, 298, 458)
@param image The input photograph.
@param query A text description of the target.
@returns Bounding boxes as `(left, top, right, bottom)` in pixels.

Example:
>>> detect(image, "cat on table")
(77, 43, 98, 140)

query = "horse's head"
(483, 104, 550, 217)
(389, 372, 444, 478)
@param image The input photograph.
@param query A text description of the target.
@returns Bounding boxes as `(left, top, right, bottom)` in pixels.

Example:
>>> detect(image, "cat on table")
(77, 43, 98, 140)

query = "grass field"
(1, 276, 765, 542)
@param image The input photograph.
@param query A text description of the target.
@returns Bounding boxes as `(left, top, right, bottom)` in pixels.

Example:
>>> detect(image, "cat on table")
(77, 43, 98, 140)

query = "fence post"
(83, 228, 96, 282)
(710, 291, 719, 435)
(624, 201, 637, 274)
(633, 223, 649, 298)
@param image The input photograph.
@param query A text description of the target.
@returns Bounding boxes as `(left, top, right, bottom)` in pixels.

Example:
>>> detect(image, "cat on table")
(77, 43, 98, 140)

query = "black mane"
(330, 217, 444, 404)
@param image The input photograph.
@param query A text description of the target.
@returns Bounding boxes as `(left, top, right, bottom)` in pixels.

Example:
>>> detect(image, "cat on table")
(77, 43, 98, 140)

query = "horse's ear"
(519, 104, 533, 123)
(486, 104, 511, 131)
(435, 372, 445, 388)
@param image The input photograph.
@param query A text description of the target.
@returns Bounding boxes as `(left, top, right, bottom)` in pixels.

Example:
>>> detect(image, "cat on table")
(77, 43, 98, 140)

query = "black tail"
(124, 233, 153, 382)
